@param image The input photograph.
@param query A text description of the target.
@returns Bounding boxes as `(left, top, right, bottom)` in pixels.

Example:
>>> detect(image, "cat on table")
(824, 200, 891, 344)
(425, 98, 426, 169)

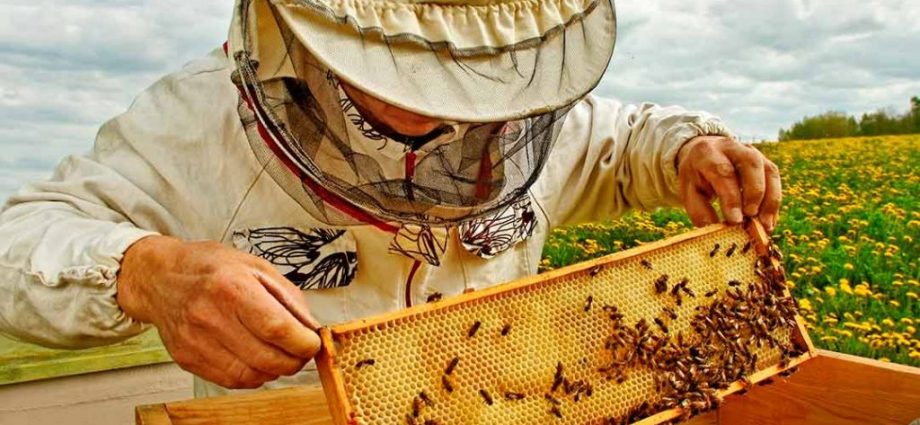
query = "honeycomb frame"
(316, 222, 816, 425)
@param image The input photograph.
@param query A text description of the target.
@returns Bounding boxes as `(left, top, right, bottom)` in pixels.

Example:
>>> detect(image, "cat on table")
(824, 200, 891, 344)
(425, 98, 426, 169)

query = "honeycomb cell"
(322, 226, 806, 425)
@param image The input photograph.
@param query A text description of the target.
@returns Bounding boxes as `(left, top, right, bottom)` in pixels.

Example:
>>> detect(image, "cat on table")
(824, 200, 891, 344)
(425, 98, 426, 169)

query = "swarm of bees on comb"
(317, 223, 813, 425)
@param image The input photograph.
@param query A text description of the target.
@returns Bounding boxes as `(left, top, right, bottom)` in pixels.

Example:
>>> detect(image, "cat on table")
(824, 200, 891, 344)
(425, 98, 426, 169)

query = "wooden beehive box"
(315, 222, 816, 425)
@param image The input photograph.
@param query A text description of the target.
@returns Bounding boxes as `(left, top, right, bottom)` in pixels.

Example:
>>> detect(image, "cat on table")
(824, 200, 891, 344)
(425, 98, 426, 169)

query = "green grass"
(0, 330, 169, 385)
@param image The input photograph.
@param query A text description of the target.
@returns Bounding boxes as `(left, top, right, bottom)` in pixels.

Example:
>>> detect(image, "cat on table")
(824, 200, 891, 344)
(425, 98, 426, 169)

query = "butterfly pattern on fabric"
(387, 197, 538, 266)
(389, 224, 450, 266)
(232, 227, 358, 290)
(459, 196, 537, 259)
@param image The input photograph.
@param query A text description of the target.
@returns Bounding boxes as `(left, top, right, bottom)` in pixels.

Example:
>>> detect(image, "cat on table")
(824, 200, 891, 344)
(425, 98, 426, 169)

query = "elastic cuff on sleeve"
(661, 119, 736, 197)
(69, 224, 160, 345)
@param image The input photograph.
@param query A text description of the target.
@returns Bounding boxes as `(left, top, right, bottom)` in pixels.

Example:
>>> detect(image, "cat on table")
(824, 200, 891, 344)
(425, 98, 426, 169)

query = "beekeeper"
(0, 0, 781, 398)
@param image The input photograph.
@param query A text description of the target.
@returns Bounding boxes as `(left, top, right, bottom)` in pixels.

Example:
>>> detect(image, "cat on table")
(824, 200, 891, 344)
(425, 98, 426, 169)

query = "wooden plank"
(330, 224, 731, 334)
(163, 387, 333, 425)
(0, 330, 171, 386)
(135, 351, 920, 424)
(685, 411, 718, 425)
(136, 404, 173, 425)
(316, 328, 353, 425)
(717, 349, 920, 425)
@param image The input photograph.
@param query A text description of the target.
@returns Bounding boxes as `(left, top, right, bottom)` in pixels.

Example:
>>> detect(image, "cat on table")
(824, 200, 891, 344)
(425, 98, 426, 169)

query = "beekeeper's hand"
(676, 135, 782, 233)
(116, 235, 322, 388)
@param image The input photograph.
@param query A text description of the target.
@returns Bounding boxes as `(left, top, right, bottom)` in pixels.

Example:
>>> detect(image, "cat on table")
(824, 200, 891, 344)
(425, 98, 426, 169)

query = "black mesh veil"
(231, 0, 575, 227)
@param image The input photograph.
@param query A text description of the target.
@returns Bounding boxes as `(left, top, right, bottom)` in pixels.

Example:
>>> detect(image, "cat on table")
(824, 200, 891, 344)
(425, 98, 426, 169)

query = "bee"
(441, 375, 454, 393)
(663, 306, 678, 320)
(501, 324, 512, 336)
(590, 265, 603, 277)
(655, 274, 670, 294)
(710, 243, 721, 257)
(725, 242, 738, 257)
(479, 389, 493, 405)
(545, 394, 561, 405)
(670, 278, 683, 296)
(741, 241, 753, 255)
(654, 317, 669, 333)
(551, 362, 564, 392)
(467, 321, 482, 338)
(779, 366, 799, 378)
(505, 392, 525, 400)
(705, 289, 718, 297)
(418, 391, 433, 406)
(406, 414, 417, 425)
(584, 295, 594, 312)
(770, 246, 784, 260)
(640, 259, 653, 270)
(426, 292, 443, 303)
(758, 378, 775, 386)
(412, 397, 422, 417)
(445, 357, 460, 375)
(424, 420, 438, 425)
(550, 406, 563, 418)
(355, 359, 376, 369)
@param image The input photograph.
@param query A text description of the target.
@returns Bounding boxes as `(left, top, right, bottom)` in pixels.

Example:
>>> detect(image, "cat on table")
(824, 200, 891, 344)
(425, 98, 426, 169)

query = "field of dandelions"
(540, 135, 920, 367)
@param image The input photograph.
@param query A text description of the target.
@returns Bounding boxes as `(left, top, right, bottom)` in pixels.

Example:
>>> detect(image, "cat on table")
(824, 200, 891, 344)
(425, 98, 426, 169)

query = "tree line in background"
(778, 96, 920, 141)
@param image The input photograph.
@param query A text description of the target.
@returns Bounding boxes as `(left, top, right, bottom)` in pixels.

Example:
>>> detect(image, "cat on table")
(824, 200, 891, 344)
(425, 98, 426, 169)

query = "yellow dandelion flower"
(824, 286, 837, 296)
(798, 299, 813, 311)
(843, 263, 854, 270)
(879, 358, 891, 363)
(882, 318, 895, 327)
(854, 284, 872, 297)
(839, 280, 854, 295)
(907, 292, 919, 300)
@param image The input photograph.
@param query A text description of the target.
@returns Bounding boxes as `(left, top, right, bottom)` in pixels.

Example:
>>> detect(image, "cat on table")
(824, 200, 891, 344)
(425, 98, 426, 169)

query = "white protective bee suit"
(0, 0, 733, 397)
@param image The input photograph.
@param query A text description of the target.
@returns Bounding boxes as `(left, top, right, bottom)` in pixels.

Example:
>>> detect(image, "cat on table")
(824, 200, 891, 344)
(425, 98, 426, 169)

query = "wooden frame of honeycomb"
(316, 222, 816, 425)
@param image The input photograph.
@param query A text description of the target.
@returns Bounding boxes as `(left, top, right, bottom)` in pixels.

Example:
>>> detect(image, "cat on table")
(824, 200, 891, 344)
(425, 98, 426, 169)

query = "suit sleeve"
(535, 95, 735, 227)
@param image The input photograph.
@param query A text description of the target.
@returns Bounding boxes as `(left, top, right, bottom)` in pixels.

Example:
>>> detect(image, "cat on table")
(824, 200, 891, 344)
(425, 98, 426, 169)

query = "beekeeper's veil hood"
(226, 0, 616, 227)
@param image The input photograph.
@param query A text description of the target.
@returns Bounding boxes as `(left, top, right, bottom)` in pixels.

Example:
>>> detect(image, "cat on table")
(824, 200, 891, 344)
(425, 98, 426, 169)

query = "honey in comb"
(317, 224, 811, 425)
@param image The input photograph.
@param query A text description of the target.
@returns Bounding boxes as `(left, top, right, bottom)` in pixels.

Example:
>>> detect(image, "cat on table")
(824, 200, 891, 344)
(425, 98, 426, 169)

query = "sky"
(1, 0, 919, 202)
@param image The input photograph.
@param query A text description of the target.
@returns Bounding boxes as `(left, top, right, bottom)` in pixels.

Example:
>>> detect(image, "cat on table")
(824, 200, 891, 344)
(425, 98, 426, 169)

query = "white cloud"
(1, 0, 919, 201)
(600, 0, 920, 141)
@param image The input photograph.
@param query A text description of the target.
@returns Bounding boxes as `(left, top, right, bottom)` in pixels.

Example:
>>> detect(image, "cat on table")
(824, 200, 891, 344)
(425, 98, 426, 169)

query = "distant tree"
(779, 97, 920, 141)
(857, 107, 914, 136)
(778, 111, 858, 141)
(911, 96, 920, 132)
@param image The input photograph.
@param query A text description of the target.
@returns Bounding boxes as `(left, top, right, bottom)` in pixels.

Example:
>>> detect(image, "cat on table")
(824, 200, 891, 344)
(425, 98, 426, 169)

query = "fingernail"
(761, 214, 774, 232)
(728, 208, 743, 223)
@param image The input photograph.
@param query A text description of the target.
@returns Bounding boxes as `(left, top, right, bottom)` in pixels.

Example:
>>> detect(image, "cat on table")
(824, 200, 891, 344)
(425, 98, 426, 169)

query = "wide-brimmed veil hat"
(224, 0, 617, 231)
(230, 0, 616, 122)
